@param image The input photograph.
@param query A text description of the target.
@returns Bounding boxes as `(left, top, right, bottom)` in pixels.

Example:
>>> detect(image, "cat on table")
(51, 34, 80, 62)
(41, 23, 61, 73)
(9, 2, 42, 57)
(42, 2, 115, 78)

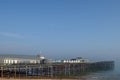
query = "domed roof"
(37, 54, 45, 59)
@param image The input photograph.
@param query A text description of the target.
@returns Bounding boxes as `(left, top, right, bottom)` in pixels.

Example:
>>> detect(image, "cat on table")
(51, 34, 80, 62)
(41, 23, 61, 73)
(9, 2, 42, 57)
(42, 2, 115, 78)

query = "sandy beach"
(0, 78, 81, 80)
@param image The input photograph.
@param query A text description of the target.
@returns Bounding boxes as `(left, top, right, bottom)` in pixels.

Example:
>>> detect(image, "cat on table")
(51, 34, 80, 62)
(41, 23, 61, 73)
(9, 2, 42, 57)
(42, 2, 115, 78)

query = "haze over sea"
(0, 0, 120, 80)
(82, 61, 120, 80)
(86, 62, 120, 80)
(79, 54, 120, 80)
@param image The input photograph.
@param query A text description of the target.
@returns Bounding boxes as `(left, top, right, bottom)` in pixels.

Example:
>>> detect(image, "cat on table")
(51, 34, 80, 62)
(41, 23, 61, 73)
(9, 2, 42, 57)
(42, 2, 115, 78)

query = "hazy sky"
(0, 0, 120, 60)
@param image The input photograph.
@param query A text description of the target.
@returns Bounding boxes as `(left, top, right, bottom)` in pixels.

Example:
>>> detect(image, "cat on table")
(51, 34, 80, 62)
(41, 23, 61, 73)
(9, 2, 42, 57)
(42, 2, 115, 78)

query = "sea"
(79, 62, 120, 80)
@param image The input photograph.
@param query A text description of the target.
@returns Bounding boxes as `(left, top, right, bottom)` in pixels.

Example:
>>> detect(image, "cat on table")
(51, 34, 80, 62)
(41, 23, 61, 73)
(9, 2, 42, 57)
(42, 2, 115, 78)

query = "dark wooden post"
(64, 65, 67, 76)
(47, 66, 49, 77)
(41, 65, 43, 76)
(32, 67, 34, 78)
(50, 65, 53, 78)
(68, 64, 70, 77)
(1, 67, 3, 78)
(26, 66, 28, 79)
(19, 67, 20, 79)
(14, 66, 16, 79)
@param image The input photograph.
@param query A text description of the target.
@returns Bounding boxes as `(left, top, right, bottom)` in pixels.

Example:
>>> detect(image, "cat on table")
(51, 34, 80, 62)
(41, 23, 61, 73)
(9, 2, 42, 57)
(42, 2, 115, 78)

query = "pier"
(0, 61, 114, 79)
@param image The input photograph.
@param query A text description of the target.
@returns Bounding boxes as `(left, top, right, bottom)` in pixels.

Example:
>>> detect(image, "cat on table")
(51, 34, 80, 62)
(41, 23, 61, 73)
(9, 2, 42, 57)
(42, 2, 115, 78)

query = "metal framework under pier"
(0, 61, 114, 79)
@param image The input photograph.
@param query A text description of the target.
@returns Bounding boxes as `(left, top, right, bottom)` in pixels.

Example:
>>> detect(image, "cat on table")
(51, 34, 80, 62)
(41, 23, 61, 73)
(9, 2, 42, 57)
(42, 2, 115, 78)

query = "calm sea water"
(79, 62, 120, 80)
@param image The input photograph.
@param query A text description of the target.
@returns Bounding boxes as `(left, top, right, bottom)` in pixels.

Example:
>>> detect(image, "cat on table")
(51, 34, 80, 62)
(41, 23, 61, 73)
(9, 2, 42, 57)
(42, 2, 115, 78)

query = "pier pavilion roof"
(0, 54, 38, 60)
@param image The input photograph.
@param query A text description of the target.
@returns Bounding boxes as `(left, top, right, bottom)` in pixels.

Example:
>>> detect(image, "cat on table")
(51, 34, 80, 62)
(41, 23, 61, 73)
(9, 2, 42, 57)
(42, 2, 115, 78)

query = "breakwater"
(0, 61, 114, 79)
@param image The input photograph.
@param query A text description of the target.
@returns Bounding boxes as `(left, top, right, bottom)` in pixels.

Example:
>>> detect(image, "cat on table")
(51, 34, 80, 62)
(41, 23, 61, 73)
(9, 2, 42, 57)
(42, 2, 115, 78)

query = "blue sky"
(0, 0, 120, 60)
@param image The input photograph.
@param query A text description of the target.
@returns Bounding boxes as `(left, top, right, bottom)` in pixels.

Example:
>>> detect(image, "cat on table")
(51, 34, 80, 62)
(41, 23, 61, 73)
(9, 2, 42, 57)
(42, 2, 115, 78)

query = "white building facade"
(1, 54, 45, 65)
(52, 57, 90, 64)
